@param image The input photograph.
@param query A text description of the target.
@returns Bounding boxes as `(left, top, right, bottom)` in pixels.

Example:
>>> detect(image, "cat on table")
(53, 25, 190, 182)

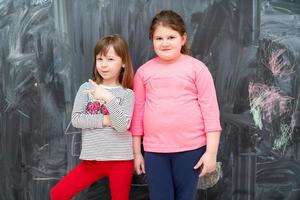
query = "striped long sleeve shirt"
(71, 82, 134, 161)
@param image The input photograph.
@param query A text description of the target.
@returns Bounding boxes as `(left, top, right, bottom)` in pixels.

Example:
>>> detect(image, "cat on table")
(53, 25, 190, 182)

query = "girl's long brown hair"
(92, 34, 134, 89)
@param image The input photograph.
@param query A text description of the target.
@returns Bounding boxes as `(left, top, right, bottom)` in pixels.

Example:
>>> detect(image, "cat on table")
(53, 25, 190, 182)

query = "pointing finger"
(88, 79, 98, 87)
(83, 89, 92, 94)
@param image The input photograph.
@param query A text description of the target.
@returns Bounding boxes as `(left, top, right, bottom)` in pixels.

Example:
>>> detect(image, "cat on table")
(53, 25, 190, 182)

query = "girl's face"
(152, 24, 186, 62)
(96, 46, 123, 86)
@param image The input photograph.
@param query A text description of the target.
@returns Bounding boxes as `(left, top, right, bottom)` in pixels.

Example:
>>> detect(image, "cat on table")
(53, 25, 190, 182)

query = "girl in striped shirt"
(50, 34, 135, 200)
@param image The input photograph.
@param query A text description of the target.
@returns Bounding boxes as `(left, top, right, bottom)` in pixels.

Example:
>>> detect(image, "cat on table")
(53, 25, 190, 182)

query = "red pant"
(50, 160, 134, 200)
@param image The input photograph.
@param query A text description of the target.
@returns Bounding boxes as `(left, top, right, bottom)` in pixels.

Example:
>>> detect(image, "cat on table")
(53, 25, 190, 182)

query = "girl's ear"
(182, 32, 187, 46)
(122, 64, 125, 68)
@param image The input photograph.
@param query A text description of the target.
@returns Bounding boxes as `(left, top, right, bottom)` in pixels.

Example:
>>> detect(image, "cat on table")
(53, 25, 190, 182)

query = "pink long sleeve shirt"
(130, 55, 222, 153)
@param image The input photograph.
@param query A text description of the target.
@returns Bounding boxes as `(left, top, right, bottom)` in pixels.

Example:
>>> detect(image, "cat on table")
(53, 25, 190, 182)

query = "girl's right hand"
(86, 79, 114, 102)
(134, 153, 146, 175)
(102, 115, 112, 127)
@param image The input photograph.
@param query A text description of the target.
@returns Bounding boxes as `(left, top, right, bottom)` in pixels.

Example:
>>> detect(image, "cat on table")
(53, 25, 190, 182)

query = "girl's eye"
(168, 36, 175, 39)
(108, 58, 114, 61)
(155, 37, 162, 41)
(96, 58, 102, 61)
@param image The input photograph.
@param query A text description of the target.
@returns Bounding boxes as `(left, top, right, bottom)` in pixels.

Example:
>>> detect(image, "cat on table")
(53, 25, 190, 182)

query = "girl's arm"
(133, 135, 145, 175)
(194, 64, 222, 176)
(87, 80, 134, 133)
(71, 83, 105, 129)
(194, 131, 221, 176)
(130, 71, 145, 136)
(206, 131, 221, 157)
(195, 65, 222, 134)
(105, 89, 134, 133)
(130, 71, 146, 174)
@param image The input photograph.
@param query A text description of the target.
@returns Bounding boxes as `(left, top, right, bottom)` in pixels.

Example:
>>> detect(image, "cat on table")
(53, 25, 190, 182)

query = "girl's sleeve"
(71, 84, 104, 129)
(105, 89, 134, 133)
(129, 71, 145, 136)
(195, 66, 222, 133)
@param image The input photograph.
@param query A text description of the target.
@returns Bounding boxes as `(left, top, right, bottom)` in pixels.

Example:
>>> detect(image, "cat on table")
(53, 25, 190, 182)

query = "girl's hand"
(103, 115, 112, 127)
(134, 153, 146, 175)
(194, 152, 217, 177)
(85, 79, 113, 101)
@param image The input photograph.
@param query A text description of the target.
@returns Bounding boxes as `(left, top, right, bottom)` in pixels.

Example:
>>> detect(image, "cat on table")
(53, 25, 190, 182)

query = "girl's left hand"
(85, 79, 113, 101)
(193, 152, 217, 177)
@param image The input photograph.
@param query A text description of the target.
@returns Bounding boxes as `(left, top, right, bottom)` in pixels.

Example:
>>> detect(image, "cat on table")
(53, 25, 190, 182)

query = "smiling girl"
(50, 34, 134, 200)
(130, 10, 222, 200)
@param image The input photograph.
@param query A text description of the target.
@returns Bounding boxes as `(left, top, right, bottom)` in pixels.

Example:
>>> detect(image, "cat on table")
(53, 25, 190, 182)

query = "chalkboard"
(1, 0, 300, 199)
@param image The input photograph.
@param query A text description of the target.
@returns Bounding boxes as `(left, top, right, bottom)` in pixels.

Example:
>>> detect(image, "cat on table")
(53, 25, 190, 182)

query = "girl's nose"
(100, 61, 108, 68)
(162, 39, 169, 47)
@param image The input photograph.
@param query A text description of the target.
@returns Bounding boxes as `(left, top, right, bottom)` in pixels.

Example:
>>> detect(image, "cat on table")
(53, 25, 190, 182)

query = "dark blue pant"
(144, 147, 206, 200)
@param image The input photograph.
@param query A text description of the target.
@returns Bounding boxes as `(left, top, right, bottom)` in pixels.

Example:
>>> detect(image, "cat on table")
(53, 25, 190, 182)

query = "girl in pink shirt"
(130, 10, 222, 200)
